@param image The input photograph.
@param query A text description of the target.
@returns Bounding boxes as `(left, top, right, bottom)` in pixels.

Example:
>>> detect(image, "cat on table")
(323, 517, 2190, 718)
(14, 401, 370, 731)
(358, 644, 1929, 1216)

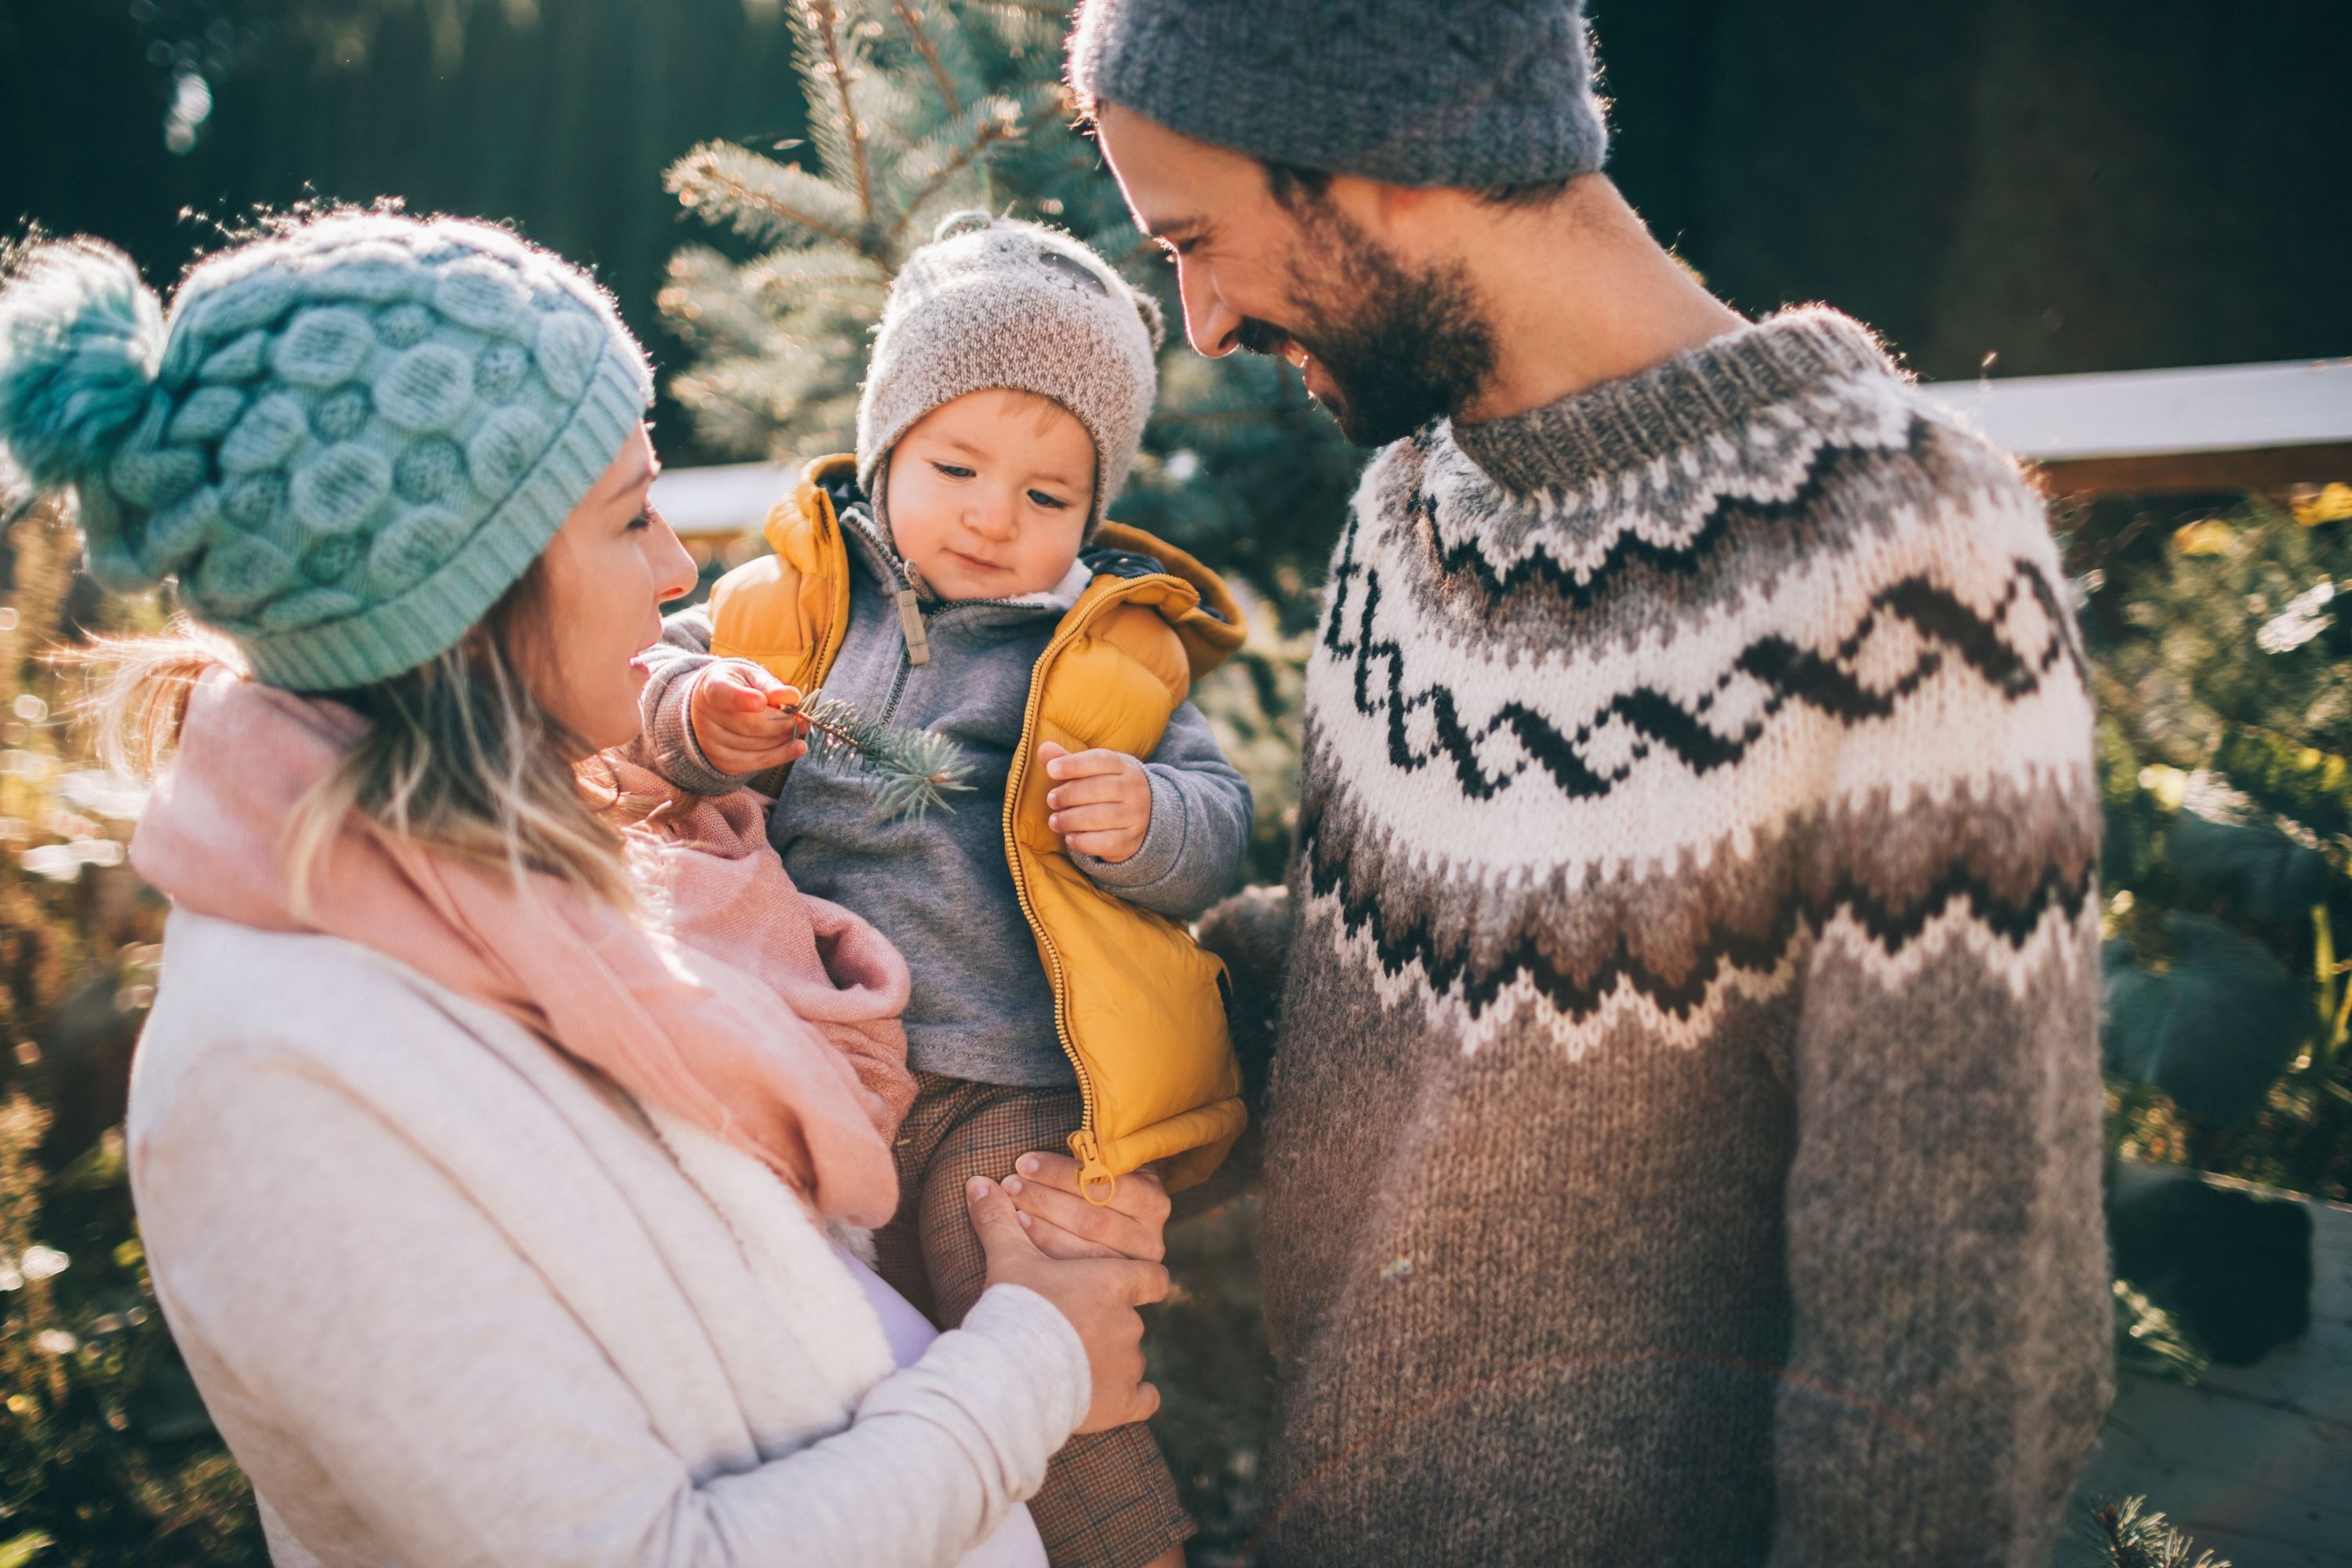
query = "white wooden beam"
(1917, 357, 2352, 463)
(650, 357, 2352, 535)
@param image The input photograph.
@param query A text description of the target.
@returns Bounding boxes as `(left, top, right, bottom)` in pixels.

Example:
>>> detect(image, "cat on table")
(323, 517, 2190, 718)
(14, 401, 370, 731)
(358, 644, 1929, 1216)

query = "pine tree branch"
(667, 144, 866, 250)
(786, 691, 975, 821)
(890, 0, 961, 118)
(886, 118, 1015, 243)
(800, 0, 876, 229)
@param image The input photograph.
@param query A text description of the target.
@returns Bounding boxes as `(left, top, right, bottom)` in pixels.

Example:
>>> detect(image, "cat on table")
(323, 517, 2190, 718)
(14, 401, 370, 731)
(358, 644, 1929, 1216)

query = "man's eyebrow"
(1141, 214, 1209, 245)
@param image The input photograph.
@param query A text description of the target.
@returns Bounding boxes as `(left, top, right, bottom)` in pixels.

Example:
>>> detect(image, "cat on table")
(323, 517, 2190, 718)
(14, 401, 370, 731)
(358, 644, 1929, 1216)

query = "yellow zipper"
(1002, 579, 1140, 1206)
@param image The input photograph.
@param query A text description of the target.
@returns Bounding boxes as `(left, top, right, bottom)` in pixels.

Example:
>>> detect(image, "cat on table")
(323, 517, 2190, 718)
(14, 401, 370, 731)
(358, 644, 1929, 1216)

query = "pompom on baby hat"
(0, 211, 652, 691)
(856, 210, 1165, 536)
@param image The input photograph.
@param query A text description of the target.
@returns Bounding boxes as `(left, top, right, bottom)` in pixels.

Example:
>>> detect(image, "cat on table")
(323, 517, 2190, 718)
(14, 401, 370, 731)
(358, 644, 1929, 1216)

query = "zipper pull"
(1069, 1128, 1117, 1207)
(895, 585, 930, 666)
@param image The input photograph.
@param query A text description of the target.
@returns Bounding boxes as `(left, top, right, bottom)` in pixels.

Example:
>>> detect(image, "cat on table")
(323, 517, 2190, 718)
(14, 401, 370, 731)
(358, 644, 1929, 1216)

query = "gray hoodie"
(641, 498, 1251, 1088)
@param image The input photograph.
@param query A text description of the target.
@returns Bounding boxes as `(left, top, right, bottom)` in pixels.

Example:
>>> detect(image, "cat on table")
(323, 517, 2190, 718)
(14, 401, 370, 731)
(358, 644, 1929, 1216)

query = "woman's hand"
(688, 659, 810, 776)
(1040, 742, 1152, 863)
(967, 1175, 1166, 1433)
(1002, 1152, 1170, 1264)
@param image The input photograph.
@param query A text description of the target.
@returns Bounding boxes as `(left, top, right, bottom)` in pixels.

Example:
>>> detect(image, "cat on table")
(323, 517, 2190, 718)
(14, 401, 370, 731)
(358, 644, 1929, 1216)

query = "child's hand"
(688, 659, 811, 776)
(1040, 741, 1151, 863)
(1001, 1152, 1171, 1264)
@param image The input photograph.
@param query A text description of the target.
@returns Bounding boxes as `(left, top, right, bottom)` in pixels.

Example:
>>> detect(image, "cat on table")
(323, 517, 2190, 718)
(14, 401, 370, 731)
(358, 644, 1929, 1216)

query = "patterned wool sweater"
(1255, 309, 2111, 1566)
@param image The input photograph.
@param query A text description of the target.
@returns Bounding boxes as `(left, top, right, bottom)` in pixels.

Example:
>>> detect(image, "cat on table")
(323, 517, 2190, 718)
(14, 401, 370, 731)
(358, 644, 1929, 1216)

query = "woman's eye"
(1028, 490, 1070, 510)
(932, 462, 975, 480)
(626, 506, 652, 532)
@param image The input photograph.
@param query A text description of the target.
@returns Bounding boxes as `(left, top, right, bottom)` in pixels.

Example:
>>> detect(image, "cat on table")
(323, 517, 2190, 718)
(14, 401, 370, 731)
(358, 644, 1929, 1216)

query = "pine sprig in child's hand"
(775, 688, 975, 822)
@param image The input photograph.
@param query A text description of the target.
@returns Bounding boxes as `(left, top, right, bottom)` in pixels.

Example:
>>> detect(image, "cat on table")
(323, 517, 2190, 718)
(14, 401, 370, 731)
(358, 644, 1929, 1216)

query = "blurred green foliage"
(2077, 488, 2352, 1376)
(0, 505, 262, 1564)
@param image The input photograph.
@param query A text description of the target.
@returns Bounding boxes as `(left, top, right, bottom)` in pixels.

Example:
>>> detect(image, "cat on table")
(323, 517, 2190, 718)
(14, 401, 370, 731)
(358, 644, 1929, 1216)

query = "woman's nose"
(648, 508, 698, 603)
(1178, 260, 1243, 359)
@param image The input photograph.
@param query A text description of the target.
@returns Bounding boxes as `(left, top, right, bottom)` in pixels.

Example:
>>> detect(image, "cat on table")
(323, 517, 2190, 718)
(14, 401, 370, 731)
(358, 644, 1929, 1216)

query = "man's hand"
(688, 660, 810, 777)
(1040, 741, 1151, 863)
(968, 1175, 1166, 1433)
(1002, 1152, 1170, 1263)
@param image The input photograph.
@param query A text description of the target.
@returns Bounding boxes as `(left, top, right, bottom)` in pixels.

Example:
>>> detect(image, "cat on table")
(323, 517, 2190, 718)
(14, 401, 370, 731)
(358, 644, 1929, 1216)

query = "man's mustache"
(1236, 317, 1294, 358)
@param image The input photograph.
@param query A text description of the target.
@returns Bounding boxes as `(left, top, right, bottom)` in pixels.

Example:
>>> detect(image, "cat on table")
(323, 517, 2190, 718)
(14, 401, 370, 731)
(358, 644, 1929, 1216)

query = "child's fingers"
(1003, 1176, 1163, 1262)
(1047, 802, 1139, 836)
(701, 661, 787, 712)
(1040, 745, 1131, 781)
(709, 705, 800, 742)
(1044, 773, 1144, 811)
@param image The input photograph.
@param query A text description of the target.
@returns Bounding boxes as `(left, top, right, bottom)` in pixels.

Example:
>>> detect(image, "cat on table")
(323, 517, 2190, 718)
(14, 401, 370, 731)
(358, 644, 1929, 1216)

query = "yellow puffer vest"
(706, 455, 1249, 1200)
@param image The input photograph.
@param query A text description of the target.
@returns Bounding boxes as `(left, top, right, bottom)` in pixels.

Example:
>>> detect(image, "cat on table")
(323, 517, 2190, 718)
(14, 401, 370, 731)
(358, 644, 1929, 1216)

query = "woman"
(0, 210, 1172, 1565)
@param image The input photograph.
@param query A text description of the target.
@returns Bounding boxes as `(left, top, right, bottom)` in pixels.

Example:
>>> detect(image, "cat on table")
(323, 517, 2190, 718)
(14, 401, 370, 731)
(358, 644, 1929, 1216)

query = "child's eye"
(931, 462, 976, 480)
(1028, 490, 1071, 510)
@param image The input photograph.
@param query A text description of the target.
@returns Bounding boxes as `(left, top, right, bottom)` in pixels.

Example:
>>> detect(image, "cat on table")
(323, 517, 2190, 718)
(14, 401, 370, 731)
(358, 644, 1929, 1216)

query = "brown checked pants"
(871, 1071, 1194, 1568)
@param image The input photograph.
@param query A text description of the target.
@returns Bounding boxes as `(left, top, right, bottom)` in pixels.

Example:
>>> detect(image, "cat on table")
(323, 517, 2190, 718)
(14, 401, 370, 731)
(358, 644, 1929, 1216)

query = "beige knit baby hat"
(855, 210, 1164, 535)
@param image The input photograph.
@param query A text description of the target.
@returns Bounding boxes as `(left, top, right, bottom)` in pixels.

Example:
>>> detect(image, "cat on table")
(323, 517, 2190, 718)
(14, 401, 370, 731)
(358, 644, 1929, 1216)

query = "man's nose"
(1178, 260, 1243, 359)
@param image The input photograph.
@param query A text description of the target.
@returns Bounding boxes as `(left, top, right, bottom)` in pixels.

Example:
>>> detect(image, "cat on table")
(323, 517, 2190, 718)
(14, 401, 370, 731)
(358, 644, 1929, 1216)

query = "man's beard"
(1238, 202, 1497, 448)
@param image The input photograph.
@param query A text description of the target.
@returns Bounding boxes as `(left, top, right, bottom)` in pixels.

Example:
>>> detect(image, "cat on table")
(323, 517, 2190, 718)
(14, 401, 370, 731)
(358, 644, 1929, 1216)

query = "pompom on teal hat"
(0, 211, 652, 691)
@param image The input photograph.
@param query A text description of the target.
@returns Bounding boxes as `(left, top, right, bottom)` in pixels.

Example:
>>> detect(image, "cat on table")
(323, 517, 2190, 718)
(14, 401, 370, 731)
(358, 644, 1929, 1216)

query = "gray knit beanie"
(855, 211, 1163, 535)
(1067, 0, 1609, 190)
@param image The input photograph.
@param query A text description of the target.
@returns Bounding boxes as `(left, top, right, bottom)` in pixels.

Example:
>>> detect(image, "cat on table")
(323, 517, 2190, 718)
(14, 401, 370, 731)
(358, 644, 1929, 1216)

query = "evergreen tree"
(656, 0, 1363, 626)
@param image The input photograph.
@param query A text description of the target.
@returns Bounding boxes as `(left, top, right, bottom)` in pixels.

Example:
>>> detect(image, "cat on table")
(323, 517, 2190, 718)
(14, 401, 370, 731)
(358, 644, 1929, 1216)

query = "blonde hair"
(75, 564, 636, 910)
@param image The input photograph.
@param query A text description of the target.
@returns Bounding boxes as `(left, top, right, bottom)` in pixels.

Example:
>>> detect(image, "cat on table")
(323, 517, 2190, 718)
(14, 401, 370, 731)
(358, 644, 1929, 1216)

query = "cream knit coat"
(126, 908, 1091, 1566)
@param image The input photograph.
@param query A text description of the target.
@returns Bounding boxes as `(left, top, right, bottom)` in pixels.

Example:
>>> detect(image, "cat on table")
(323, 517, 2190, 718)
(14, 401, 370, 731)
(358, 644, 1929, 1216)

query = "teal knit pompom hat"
(0, 212, 652, 691)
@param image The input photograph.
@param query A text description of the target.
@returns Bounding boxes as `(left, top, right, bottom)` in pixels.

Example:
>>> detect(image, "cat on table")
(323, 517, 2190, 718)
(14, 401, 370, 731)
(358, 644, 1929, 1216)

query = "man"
(1067, 3, 2112, 1564)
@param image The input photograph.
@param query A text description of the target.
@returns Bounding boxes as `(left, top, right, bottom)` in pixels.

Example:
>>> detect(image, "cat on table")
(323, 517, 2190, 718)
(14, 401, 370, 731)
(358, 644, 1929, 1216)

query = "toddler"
(639, 212, 1250, 1568)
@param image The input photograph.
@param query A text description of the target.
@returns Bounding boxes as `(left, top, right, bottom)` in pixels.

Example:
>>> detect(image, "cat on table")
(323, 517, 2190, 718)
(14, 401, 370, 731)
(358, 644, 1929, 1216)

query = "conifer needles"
(784, 690, 973, 821)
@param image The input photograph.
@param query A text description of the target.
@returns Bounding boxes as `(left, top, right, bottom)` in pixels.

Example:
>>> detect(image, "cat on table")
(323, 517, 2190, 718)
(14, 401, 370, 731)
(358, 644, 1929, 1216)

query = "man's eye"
(932, 462, 975, 480)
(1029, 490, 1070, 510)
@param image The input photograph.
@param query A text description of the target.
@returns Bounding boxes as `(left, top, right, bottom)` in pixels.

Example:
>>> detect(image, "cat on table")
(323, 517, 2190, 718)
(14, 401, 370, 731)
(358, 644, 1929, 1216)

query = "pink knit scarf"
(131, 672, 916, 1228)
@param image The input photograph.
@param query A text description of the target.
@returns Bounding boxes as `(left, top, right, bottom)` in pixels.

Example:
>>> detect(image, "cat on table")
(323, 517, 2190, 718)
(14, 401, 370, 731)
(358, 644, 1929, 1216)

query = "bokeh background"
(3, 2, 2350, 1564)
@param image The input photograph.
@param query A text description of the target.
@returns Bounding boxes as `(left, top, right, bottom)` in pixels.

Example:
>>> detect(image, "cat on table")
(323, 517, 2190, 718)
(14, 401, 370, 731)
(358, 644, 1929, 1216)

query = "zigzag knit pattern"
(1257, 308, 2112, 1566)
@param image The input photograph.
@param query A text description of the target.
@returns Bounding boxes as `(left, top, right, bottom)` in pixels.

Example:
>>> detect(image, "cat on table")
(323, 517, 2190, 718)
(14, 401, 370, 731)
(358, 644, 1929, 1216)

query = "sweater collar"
(1446, 307, 1898, 498)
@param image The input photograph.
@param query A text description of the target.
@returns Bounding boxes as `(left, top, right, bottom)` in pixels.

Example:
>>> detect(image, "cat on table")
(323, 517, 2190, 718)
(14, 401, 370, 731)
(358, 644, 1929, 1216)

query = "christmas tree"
(655, 0, 1364, 627)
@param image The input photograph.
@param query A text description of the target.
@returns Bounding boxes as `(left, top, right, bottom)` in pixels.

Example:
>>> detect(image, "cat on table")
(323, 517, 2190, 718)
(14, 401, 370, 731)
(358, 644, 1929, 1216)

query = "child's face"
(884, 389, 1097, 601)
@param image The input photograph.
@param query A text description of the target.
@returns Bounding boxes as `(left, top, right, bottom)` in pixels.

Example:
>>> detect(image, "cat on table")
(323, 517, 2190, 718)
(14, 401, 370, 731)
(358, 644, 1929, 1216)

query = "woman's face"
(518, 422, 696, 753)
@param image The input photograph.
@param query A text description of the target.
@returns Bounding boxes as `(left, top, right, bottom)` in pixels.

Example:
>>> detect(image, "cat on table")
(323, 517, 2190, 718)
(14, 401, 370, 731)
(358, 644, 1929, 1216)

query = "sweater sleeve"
(133, 1047, 1087, 1568)
(637, 604, 760, 797)
(1765, 517, 2113, 1565)
(1071, 699, 1254, 921)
